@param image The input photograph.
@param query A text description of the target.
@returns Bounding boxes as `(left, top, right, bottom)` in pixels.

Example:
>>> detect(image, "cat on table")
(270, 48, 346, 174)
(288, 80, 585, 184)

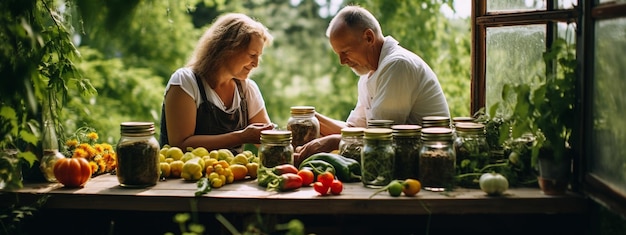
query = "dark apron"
(160, 73, 249, 151)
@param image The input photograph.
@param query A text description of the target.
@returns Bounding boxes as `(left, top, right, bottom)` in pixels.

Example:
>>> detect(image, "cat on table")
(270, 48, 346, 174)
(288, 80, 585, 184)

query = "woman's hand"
(293, 134, 341, 167)
(240, 123, 275, 144)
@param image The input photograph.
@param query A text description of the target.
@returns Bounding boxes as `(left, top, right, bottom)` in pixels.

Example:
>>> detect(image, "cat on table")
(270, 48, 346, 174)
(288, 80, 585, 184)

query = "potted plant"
(489, 37, 576, 195)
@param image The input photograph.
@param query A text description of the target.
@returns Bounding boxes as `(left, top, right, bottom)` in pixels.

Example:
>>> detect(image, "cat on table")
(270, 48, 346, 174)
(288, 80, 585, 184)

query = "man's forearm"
(315, 112, 347, 136)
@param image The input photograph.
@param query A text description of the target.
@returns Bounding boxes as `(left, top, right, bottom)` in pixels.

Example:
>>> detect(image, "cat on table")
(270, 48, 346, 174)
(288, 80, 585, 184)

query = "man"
(295, 5, 450, 165)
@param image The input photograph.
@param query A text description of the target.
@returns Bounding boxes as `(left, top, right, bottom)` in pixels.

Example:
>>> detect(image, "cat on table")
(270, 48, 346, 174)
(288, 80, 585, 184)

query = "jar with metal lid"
(116, 122, 160, 188)
(338, 127, 365, 163)
(367, 119, 394, 129)
(392, 125, 422, 180)
(361, 128, 394, 188)
(421, 116, 451, 128)
(419, 127, 456, 191)
(287, 106, 320, 149)
(454, 122, 490, 187)
(259, 130, 294, 168)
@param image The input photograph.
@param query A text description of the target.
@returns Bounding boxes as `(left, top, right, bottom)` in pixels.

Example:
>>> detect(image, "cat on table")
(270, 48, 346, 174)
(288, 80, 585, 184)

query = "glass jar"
(338, 127, 365, 163)
(419, 127, 456, 191)
(392, 125, 422, 180)
(454, 122, 490, 188)
(116, 122, 160, 188)
(421, 116, 451, 128)
(367, 119, 394, 129)
(39, 99, 65, 183)
(361, 128, 394, 188)
(287, 106, 320, 149)
(259, 130, 294, 168)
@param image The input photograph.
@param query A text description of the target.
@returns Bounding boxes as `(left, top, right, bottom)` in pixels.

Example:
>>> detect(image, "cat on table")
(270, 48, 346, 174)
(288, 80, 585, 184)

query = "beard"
(351, 66, 369, 76)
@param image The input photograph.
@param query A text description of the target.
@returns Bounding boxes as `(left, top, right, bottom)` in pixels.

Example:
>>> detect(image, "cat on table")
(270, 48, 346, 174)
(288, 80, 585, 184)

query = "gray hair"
(326, 5, 383, 37)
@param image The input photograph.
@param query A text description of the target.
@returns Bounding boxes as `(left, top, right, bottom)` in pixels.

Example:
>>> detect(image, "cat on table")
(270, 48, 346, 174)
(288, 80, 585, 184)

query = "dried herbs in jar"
(259, 130, 294, 168)
(287, 106, 320, 149)
(361, 128, 394, 188)
(419, 127, 455, 191)
(116, 122, 160, 188)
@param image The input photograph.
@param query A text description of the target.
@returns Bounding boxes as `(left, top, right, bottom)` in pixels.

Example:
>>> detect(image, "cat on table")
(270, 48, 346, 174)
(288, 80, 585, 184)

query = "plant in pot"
(489, 37, 576, 195)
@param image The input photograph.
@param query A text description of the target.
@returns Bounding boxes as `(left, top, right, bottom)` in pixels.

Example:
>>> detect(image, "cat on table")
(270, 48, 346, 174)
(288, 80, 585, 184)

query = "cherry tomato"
(313, 182, 329, 196)
(330, 180, 343, 195)
(317, 171, 334, 187)
(297, 169, 314, 186)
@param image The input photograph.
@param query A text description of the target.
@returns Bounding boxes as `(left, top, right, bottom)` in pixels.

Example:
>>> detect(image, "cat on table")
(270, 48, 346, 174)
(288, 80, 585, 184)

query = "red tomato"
(313, 182, 329, 196)
(297, 169, 314, 186)
(53, 157, 92, 188)
(330, 180, 343, 195)
(317, 171, 334, 187)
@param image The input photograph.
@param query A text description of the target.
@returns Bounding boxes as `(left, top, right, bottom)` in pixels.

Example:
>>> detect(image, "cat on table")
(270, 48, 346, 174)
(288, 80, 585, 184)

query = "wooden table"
(2, 174, 590, 234)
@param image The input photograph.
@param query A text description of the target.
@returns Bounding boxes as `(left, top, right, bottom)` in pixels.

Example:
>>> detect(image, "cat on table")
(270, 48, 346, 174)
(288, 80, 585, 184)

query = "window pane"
(599, 0, 626, 4)
(487, 0, 546, 12)
(558, 0, 577, 9)
(592, 17, 626, 194)
(485, 25, 546, 110)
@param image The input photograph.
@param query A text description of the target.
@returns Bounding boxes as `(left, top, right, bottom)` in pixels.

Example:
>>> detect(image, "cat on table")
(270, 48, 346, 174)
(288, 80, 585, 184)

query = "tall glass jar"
(361, 128, 394, 188)
(116, 122, 160, 188)
(392, 125, 422, 180)
(419, 127, 456, 191)
(421, 116, 451, 128)
(338, 127, 365, 163)
(454, 122, 490, 188)
(367, 119, 394, 129)
(259, 130, 294, 168)
(287, 106, 320, 149)
(39, 96, 65, 183)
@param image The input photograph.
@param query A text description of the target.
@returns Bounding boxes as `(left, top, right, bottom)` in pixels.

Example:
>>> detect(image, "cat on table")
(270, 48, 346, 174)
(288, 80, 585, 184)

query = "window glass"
(592, 17, 626, 194)
(487, 0, 546, 12)
(485, 25, 545, 110)
(599, 0, 626, 4)
(558, 0, 577, 9)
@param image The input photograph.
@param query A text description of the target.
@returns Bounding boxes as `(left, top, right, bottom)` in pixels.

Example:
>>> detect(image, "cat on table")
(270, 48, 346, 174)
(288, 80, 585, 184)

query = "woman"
(160, 13, 275, 152)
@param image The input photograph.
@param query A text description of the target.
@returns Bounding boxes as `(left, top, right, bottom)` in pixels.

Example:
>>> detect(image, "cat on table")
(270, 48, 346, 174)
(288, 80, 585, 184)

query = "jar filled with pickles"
(419, 127, 455, 192)
(116, 122, 161, 188)
(361, 128, 394, 188)
(259, 130, 294, 168)
(287, 106, 319, 149)
(392, 125, 422, 180)
(338, 127, 365, 163)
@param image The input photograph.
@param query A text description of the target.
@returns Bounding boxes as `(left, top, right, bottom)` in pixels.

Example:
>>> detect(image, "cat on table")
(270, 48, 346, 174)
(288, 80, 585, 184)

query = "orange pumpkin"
(53, 157, 92, 188)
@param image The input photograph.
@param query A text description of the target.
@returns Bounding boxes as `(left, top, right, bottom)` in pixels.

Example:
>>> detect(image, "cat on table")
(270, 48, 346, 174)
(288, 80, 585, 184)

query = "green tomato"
(387, 181, 403, 197)
(479, 173, 509, 196)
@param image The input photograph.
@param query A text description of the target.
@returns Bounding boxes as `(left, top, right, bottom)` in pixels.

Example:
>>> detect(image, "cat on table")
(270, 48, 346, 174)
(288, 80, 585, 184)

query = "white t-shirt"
(164, 68, 266, 119)
(346, 36, 450, 127)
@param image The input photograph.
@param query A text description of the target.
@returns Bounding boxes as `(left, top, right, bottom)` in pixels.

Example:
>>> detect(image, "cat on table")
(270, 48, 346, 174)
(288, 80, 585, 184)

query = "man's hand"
(293, 134, 341, 167)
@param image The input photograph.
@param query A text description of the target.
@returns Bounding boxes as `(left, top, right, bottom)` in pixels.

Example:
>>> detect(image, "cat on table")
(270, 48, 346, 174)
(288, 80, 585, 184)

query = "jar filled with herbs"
(361, 128, 394, 188)
(392, 125, 422, 180)
(287, 106, 319, 149)
(116, 122, 160, 188)
(338, 127, 365, 163)
(419, 127, 455, 191)
(454, 122, 491, 187)
(259, 130, 294, 168)
(367, 119, 394, 129)
(421, 116, 451, 128)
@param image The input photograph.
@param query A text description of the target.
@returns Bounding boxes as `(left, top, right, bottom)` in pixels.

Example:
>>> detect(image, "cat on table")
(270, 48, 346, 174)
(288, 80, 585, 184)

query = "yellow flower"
(88, 161, 99, 174)
(65, 139, 79, 148)
(73, 148, 89, 159)
(87, 132, 98, 141)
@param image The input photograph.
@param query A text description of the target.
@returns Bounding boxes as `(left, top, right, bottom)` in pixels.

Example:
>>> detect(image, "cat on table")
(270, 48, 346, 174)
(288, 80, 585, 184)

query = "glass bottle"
(116, 122, 160, 188)
(367, 119, 394, 129)
(338, 127, 365, 163)
(287, 106, 320, 149)
(361, 128, 394, 188)
(419, 127, 456, 192)
(392, 124, 422, 180)
(259, 130, 294, 168)
(39, 96, 65, 183)
(454, 122, 491, 188)
(421, 116, 451, 128)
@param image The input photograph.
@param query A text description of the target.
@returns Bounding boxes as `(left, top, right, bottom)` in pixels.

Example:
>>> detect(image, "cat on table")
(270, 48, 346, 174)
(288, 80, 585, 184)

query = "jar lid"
(367, 119, 394, 128)
(421, 116, 451, 128)
(290, 106, 315, 115)
(454, 122, 485, 133)
(364, 128, 392, 140)
(421, 127, 453, 141)
(120, 122, 155, 135)
(261, 130, 292, 142)
(341, 127, 365, 137)
(391, 124, 422, 137)
(452, 116, 475, 123)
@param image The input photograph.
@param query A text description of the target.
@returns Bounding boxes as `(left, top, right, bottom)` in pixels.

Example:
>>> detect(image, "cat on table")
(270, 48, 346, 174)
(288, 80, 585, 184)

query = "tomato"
(317, 171, 334, 187)
(53, 157, 92, 188)
(313, 182, 329, 196)
(402, 179, 421, 196)
(330, 180, 343, 195)
(479, 172, 509, 196)
(297, 169, 314, 186)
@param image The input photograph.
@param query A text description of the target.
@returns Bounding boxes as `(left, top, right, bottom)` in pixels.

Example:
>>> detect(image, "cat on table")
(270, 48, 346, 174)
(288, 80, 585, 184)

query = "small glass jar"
(259, 130, 294, 168)
(338, 127, 365, 163)
(367, 119, 394, 129)
(419, 127, 456, 191)
(454, 123, 490, 187)
(40, 118, 65, 183)
(116, 122, 160, 188)
(392, 125, 422, 180)
(421, 116, 451, 128)
(361, 128, 394, 188)
(287, 106, 320, 149)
